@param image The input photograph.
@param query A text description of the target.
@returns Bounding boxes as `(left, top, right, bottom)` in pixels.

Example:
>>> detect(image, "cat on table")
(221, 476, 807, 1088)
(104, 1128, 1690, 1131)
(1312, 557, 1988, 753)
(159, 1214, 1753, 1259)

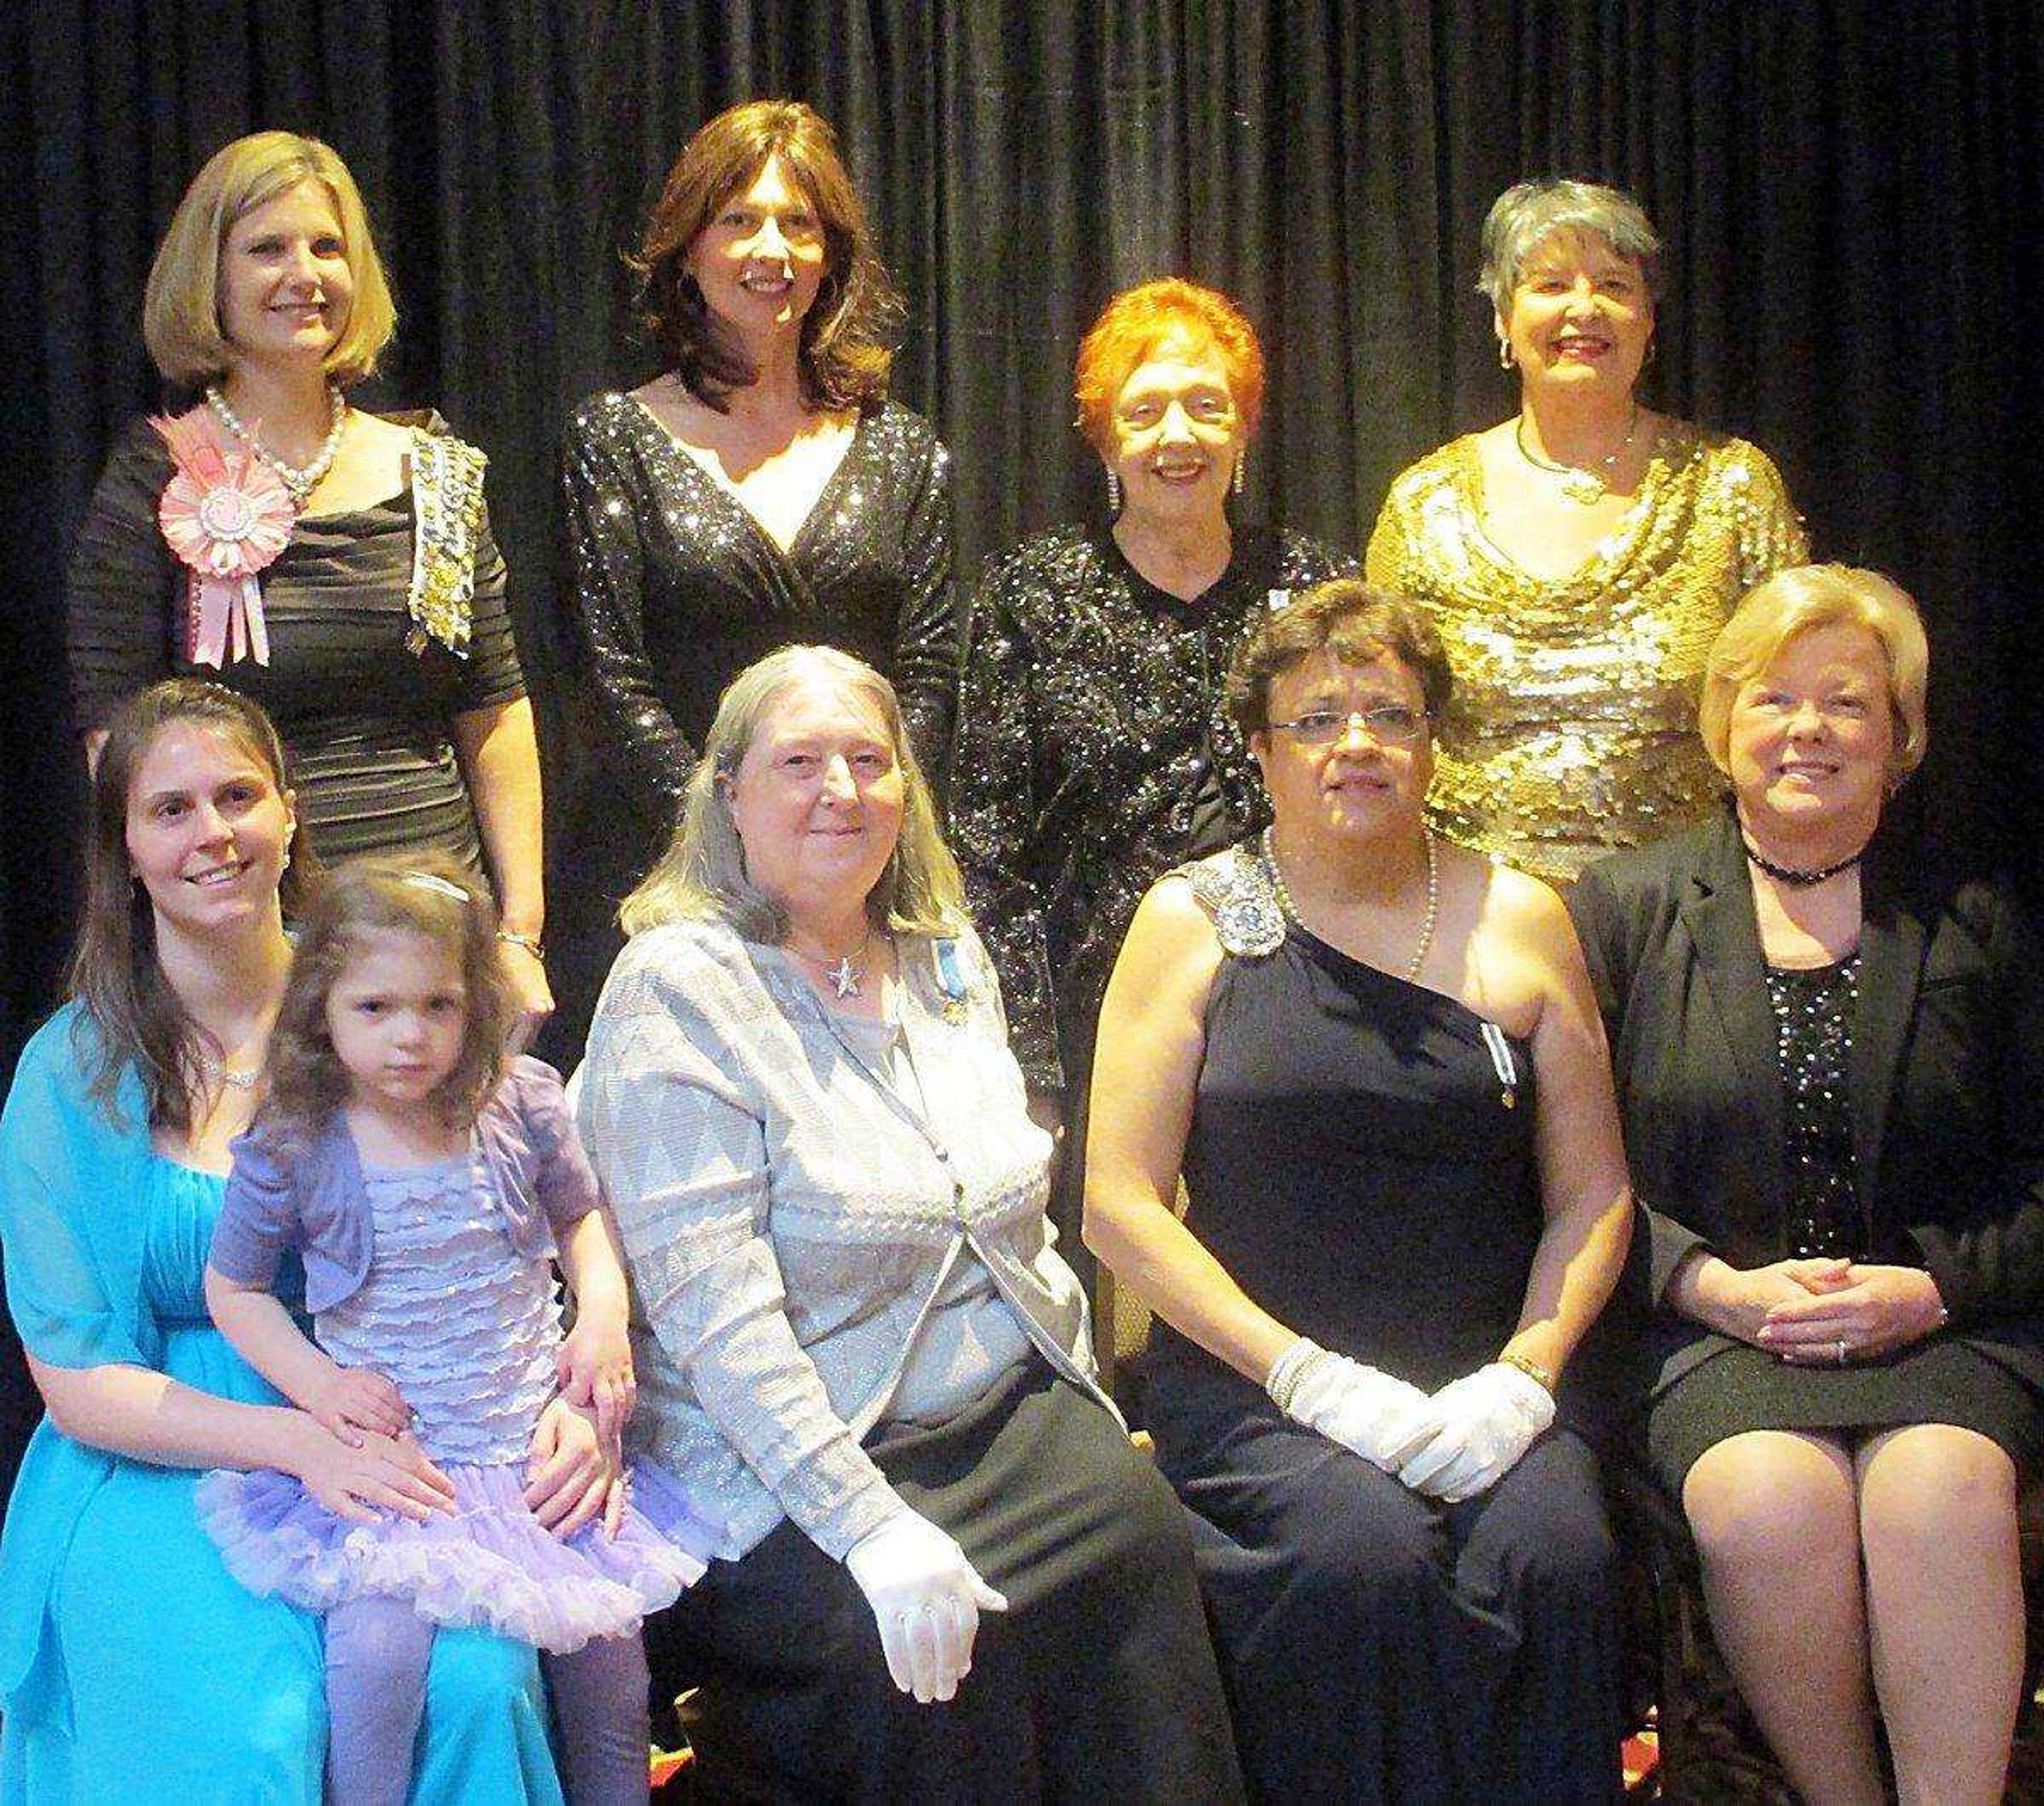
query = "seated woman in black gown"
(1087, 578, 1635, 1803)
(64, 130, 551, 1043)
(1567, 566, 2042, 1806)
(551, 100, 954, 1063)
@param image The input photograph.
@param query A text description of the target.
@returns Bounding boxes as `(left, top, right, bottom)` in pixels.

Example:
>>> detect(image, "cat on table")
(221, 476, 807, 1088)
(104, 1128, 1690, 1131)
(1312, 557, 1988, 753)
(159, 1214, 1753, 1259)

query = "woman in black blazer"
(1568, 565, 2042, 1806)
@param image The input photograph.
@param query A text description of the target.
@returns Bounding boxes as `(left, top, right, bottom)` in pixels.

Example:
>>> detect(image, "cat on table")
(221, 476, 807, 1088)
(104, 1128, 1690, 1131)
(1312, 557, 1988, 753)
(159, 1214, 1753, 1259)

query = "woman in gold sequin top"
(1366, 178, 1807, 883)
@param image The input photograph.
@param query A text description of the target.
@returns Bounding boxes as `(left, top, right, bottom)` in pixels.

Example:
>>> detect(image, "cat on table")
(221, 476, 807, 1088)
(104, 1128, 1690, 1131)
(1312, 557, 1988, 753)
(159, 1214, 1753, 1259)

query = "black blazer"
(1567, 806, 2044, 1403)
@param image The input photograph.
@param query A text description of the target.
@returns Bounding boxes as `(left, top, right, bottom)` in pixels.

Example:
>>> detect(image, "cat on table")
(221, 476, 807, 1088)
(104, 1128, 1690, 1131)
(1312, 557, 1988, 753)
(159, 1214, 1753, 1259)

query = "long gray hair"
(621, 645, 967, 941)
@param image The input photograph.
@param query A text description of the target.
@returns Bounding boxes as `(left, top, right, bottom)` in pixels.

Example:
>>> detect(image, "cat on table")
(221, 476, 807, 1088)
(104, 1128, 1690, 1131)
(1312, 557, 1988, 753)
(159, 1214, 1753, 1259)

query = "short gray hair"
(620, 645, 968, 942)
(1478, 178, 1663, 319)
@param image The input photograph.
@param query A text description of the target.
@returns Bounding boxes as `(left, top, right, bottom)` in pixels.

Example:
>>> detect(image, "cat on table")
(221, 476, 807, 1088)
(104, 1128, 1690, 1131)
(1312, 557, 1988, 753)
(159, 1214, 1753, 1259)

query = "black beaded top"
(1766, 953, 1866, 1259)
(950, 523, 1354, 1089)
(558, 390, 957, 844)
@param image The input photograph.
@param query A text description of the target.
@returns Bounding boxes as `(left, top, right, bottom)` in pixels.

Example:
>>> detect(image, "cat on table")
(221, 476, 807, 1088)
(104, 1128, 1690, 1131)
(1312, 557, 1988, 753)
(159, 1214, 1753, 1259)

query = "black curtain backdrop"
(3, 2, 2042, 1474)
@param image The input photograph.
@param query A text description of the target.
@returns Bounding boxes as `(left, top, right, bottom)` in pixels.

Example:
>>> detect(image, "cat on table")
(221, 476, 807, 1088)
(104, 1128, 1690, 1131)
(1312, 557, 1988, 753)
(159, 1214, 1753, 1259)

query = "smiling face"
(1500, 227, 1652, 399)
(216, 179, 353, 375)
(324, 926, 469, 1118)
(1106, 332, 1245, 527)
(1727, 622, 1897, 842)
(125, 721, 295, 945)
(1252, 649, 1435, 846)
(724, 670, 907, 929)
(686, 154, 830, 339)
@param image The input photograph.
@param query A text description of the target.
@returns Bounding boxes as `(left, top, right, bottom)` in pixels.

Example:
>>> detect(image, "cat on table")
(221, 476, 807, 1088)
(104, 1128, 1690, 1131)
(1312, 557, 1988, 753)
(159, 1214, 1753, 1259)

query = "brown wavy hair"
(69, 679, 316, 1133)
(632, 99, 901, 412)
(260, 853, 512, 1150)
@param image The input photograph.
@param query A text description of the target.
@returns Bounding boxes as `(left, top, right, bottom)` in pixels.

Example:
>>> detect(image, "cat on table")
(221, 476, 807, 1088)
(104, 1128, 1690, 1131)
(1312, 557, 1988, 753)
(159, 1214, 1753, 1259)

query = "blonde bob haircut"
(1698, 564, 1929, 779)
(621, 645, 968, 943)
(143, 131, 397, 390)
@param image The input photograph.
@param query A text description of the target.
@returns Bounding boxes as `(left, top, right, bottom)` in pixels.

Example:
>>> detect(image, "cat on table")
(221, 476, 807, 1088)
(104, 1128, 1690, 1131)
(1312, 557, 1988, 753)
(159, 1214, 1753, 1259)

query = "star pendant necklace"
(790, 926, 878, 1000)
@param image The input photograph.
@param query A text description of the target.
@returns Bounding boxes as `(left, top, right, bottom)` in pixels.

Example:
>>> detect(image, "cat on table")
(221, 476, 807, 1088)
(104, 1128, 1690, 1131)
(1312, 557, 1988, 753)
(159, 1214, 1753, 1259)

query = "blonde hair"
(1698, 564, 1929, 778)
(143, 131, 397, 390)
(622, 645, 967, 942)
(262, 853, 512, 1148)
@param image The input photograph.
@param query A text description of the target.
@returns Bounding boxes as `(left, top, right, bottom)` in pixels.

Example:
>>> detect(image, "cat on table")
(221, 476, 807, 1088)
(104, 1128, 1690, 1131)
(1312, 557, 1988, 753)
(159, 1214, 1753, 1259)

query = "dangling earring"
(1232, 455, 1246, 496)
(1644, 336, 1657, 367)
(1106, 469, 1121, 514)
(1497, 336, 1515, 371)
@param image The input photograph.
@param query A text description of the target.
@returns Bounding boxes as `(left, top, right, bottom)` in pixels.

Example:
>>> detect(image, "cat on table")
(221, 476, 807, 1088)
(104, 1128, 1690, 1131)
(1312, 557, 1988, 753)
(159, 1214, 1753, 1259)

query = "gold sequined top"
(1365, 422, 1807, 883)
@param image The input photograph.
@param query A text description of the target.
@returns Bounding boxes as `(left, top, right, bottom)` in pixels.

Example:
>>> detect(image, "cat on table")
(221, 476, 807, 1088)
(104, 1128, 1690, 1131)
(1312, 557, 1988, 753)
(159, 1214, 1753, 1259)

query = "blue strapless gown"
(0, 1155, 563, 1804)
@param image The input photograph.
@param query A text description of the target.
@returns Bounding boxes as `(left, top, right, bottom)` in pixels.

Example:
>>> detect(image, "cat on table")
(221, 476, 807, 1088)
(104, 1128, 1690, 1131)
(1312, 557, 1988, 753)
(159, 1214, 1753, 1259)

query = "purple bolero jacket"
(209, 1056, 603, 1314)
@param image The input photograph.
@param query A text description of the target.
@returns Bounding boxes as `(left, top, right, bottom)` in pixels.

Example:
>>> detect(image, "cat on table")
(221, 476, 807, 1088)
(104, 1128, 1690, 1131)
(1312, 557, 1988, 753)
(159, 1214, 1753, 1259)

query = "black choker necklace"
(1743, 839, 1866, 887)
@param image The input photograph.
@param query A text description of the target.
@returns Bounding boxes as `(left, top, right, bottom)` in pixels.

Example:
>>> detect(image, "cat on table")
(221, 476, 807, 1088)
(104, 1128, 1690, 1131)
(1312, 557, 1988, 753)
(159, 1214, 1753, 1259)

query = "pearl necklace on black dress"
(207, 382, 349, 510)
(1261, 826, 1440, 982)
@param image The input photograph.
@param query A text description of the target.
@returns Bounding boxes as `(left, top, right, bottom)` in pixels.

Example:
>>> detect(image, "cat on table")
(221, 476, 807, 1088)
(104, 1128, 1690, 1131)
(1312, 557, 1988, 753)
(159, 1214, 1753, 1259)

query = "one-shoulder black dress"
(1141, 847, 1624, 1804)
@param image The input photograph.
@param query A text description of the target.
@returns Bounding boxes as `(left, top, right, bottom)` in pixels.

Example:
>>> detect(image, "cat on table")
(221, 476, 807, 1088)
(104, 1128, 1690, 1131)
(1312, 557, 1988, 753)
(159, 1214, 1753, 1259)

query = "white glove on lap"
(1269, 1340, 1441, 1471)
(844, 1509, 1008, 1704)
(1396, 1362, 1555, 1503)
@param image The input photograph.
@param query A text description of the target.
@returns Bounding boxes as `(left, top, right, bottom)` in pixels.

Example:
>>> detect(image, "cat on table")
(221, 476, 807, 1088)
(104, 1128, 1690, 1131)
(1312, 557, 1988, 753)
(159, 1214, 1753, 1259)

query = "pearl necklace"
(1261, 826, 1440, 982)
(207, 383, 349, 510)
(1514, 404, 1639, 505)
(788, 927, 878, 1000)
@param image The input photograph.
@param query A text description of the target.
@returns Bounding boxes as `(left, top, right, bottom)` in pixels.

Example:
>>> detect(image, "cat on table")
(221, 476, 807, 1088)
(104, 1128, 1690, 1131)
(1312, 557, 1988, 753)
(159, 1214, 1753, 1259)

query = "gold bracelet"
(1499, 1350, 1555, 1393)
(496, 928, 546, 961)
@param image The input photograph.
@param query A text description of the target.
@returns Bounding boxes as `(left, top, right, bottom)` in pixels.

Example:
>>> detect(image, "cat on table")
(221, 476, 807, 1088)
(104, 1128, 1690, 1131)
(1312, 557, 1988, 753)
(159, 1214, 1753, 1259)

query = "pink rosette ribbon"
(151, 413, 294, 667)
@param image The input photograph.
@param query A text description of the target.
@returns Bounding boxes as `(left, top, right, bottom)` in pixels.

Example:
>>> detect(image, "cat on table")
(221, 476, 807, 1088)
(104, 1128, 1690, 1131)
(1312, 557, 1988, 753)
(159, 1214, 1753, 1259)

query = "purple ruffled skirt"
(196, 1459, 707, 1653)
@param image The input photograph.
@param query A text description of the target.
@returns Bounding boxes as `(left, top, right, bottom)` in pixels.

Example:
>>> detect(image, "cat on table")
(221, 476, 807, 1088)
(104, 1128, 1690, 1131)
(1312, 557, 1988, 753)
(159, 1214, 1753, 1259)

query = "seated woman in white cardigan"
(575, 644, 1242, 1804)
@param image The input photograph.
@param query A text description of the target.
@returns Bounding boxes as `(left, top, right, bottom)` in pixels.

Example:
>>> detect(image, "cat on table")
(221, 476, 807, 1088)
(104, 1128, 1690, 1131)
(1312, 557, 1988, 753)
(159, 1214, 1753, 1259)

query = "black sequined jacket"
(951, 523, 1354, 1091)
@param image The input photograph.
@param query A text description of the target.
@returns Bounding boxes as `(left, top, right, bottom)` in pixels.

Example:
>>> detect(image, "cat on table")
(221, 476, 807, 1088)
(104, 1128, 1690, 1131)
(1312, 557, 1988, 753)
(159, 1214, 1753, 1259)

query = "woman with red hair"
(952, 280, 1351, 1260)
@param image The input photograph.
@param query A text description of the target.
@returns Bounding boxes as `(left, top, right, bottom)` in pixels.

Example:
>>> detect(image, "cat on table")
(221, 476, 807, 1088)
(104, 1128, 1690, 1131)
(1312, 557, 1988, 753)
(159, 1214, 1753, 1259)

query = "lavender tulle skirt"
(196, 1459, 711, 1654)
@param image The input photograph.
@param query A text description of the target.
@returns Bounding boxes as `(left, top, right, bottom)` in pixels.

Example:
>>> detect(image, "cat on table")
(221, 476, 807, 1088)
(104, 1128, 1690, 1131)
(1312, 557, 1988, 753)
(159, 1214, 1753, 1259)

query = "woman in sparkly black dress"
(64, 132, 551, 1042)
(1568, 567, 2044, 1805)
(951, 281, 1351, 1257)
(1086, 581, 1634, 1801)
(550, 101, 955, 1061)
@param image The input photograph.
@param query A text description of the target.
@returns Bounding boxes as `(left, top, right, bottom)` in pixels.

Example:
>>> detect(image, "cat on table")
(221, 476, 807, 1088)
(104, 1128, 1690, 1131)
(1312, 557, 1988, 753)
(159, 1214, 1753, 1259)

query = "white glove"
(1396, 1362, 1556, 1503)
(844, 1509, 1008, 1704)
(1267, 1338, 1441, 1471)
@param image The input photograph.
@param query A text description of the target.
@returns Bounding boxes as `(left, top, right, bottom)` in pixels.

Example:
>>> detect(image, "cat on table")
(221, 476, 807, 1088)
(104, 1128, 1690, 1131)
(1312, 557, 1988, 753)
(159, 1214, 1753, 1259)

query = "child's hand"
(556, 1313, 637, 1451)
(304, 1361, 412, 1447)
(526, 1396, 623, 1540)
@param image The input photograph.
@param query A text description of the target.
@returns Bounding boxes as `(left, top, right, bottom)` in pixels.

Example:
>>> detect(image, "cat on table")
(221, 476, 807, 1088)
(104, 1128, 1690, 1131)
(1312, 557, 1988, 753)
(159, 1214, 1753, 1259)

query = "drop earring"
(1232, 456, 1246, 496)
(1497, 336, 1515, 371)
(1106, 469, 1121, 514)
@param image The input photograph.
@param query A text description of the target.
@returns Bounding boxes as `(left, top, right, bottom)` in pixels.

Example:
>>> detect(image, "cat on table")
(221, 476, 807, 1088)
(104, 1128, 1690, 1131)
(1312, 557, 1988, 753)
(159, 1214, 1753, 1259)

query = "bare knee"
(1683, 1431, 1858, 1572)
(1859, 1425, 2017, 1551)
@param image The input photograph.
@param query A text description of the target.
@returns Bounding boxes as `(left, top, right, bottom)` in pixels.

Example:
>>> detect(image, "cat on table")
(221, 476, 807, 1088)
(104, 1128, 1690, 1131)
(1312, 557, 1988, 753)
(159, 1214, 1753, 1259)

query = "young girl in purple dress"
(196, 855, 708, 1804)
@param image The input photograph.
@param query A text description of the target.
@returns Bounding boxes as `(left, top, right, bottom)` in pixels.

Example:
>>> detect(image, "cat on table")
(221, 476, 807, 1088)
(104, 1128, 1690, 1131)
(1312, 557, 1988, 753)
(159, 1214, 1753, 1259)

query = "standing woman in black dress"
(65, 131, 553, 1044)
(551, 100, 954, 1061)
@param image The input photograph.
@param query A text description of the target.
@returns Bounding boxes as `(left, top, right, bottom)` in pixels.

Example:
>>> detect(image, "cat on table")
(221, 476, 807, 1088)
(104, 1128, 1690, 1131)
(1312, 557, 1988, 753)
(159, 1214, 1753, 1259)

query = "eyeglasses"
(1266, 705, 1430, 746)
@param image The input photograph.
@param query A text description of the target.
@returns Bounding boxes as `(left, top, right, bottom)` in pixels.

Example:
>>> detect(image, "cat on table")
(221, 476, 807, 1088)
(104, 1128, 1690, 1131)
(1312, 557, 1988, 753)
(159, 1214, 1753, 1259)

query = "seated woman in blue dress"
(0, 679, 596, 1802)
(1567, 567, 2042, 1806)
(1085, 579, 1636, 1803)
